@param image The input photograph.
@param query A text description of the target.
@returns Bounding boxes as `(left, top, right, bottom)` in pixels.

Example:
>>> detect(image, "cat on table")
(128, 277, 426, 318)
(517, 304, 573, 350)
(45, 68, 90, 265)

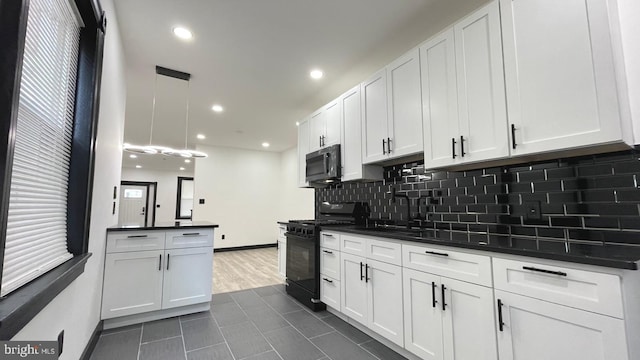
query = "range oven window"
(286, 233, 317, 294)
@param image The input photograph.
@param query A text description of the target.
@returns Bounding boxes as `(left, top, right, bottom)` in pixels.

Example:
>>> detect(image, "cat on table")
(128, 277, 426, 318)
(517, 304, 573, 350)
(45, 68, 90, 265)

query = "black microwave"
(305, 144, 341, 183)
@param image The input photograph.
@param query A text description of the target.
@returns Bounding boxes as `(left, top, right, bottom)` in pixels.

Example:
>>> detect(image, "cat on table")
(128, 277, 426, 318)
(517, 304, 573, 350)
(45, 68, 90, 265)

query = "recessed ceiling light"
(129, 154, 137, 159)
(184, 159, 191, 163)
(135, 165, 142, 169)
(172, 27, 193, 40)
(262, 142, 270, 148)
(211, 104, 224, 113)
(310, 69, 323, 79)
(180, 167, 185, 171)
(295, 121, 300, 126)
(196, 134, 206, 140)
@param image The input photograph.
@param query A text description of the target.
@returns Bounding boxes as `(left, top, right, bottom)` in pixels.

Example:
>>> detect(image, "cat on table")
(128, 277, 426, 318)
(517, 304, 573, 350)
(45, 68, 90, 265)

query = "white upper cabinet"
(501, 0, 630, 155)
(362, 48, 423, 164)
(297, 118, 310, 188)
(455, 1, 509, 163)
(387, 48, 424, 159)
(342, 85, 364, 181)
(421, 29, 460, 168)
(341, 85, 384, 182)
(422, 1, 509, 169)
(309, 100, 342, 153)
(362, 69, 389, 164)
(324, 100, 341, 148)
(309, 110, 325, 152)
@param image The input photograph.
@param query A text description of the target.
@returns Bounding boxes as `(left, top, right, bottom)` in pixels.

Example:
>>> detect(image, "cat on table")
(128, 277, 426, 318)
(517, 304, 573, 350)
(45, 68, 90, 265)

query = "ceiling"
(114, 0, 487, 171)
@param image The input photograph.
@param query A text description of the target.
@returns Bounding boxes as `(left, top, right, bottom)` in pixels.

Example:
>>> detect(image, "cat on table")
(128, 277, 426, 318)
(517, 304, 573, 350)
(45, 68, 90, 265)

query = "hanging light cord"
(184, 79, 190, 150)
(149, 72, 159, 146)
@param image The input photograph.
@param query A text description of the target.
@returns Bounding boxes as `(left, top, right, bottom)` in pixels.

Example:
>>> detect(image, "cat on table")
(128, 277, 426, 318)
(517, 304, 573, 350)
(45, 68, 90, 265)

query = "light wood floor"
(212, 247, 284, 294)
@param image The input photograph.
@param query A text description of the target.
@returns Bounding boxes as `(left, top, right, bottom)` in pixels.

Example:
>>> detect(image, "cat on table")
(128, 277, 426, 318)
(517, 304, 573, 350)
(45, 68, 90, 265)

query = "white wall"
(11, 1, 127, 359)
(193, 145, 284, 248)
(278, 147, 315, 222)
(121, 168, 194, 223)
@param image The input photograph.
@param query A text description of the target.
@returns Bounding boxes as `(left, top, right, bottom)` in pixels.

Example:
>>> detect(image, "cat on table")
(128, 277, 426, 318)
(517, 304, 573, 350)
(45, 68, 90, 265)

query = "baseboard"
(214, 243, 277, 252)
(79, 320, 103, 360)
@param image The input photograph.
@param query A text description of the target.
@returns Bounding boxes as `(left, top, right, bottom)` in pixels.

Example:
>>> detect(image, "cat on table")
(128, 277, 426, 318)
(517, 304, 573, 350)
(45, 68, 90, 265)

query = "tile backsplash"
(316, 148, 640, 249)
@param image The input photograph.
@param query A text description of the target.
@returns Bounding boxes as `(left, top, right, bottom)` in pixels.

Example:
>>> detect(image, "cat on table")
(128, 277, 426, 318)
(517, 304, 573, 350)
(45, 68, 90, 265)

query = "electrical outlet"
(221, 234, 225, 240)
(199, 199, 205, 204)
(525, 201, 542, 220)
(58, 330, 64, 355)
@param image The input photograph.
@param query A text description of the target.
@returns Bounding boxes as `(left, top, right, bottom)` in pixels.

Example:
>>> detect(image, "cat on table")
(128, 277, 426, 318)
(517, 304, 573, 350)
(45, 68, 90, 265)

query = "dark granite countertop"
(107, 221, 219, 232)
(321, 225, 640, 270)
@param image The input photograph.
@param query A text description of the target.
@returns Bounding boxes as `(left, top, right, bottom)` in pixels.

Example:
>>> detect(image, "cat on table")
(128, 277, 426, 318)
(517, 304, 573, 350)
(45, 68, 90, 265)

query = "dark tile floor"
(90, 284, 407, 360)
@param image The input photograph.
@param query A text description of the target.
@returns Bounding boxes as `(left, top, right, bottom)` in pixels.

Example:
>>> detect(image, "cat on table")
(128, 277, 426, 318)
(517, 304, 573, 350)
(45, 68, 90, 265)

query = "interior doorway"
(119, 181, 157, 227)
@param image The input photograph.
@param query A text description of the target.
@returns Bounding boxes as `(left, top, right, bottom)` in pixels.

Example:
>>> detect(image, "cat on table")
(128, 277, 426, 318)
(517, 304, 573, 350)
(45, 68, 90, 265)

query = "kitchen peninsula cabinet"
(422, 1, 509, 169)
(102, 223, 217, 329)
(362, 48, 423, 164)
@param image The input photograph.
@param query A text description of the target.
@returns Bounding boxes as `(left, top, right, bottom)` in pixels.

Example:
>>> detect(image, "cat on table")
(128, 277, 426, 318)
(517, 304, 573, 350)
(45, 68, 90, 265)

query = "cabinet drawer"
(402, 244, 492, 287)
(106, 231, 165, 253)
(366, 238, 402, 266)
(493, 258, 623, 318)
(341, 234, 367, 256)
(320, 247, 340, 279)
(320, 231, 340, 251)
(165, 229, 214, 249)
(320, 276, 340, 310)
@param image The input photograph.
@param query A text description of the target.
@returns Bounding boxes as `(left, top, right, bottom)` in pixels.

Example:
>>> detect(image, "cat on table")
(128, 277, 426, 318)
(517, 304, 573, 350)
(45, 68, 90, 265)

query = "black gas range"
(285, 202, 369, 311)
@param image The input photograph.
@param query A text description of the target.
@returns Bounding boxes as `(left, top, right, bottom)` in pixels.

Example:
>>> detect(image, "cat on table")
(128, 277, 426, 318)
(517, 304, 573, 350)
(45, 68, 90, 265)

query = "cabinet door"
(387, 48, 423, 159)
(297, 119, 310, 187)
(455, 1, 509, 163)
(421, 28, 461, 168)
(495, 290, 628, 360)
(101, 250, 164, 319)
(340, 252, 368, 325)
(361, 69, 389, 164)
(402, 268, 444, 360)
(309, 109, 325, 152)
(367, 259, 404, 347)
(442, 278, 497, 360)
(162, 247, 214, 309)
(323, 99, 341, 148)
(501, 0, 623, 155)
(320, 276, 341, 311)
(341, 85, 364, 181)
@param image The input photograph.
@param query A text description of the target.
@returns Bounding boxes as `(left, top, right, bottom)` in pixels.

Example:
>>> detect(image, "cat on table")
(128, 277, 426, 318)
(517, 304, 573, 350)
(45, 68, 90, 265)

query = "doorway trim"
(175, 176, 194, 220)
(120, 181, 158, 227)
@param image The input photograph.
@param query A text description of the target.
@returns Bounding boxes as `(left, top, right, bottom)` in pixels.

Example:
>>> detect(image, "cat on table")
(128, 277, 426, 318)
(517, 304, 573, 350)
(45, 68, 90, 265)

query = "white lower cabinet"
(102, 250, 164, 319)
(329, 232, 635, 360)
(403, 268, 497, 360)
(367, 258, 404, 347)
(341, 252, 368, 324)
(102, 228, 214, 321)
(495, 290, 628, 360)
(162, 247, 214, 309)
(341, 252, 404, 347)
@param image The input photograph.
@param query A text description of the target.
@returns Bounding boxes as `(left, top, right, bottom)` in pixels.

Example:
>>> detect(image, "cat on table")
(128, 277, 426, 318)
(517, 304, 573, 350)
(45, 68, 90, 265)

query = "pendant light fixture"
(124, 66, 207, 158)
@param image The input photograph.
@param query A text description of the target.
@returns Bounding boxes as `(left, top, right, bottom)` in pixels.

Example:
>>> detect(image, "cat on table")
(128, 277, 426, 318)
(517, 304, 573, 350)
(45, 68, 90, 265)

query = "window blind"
(1, 0, 82, 296)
